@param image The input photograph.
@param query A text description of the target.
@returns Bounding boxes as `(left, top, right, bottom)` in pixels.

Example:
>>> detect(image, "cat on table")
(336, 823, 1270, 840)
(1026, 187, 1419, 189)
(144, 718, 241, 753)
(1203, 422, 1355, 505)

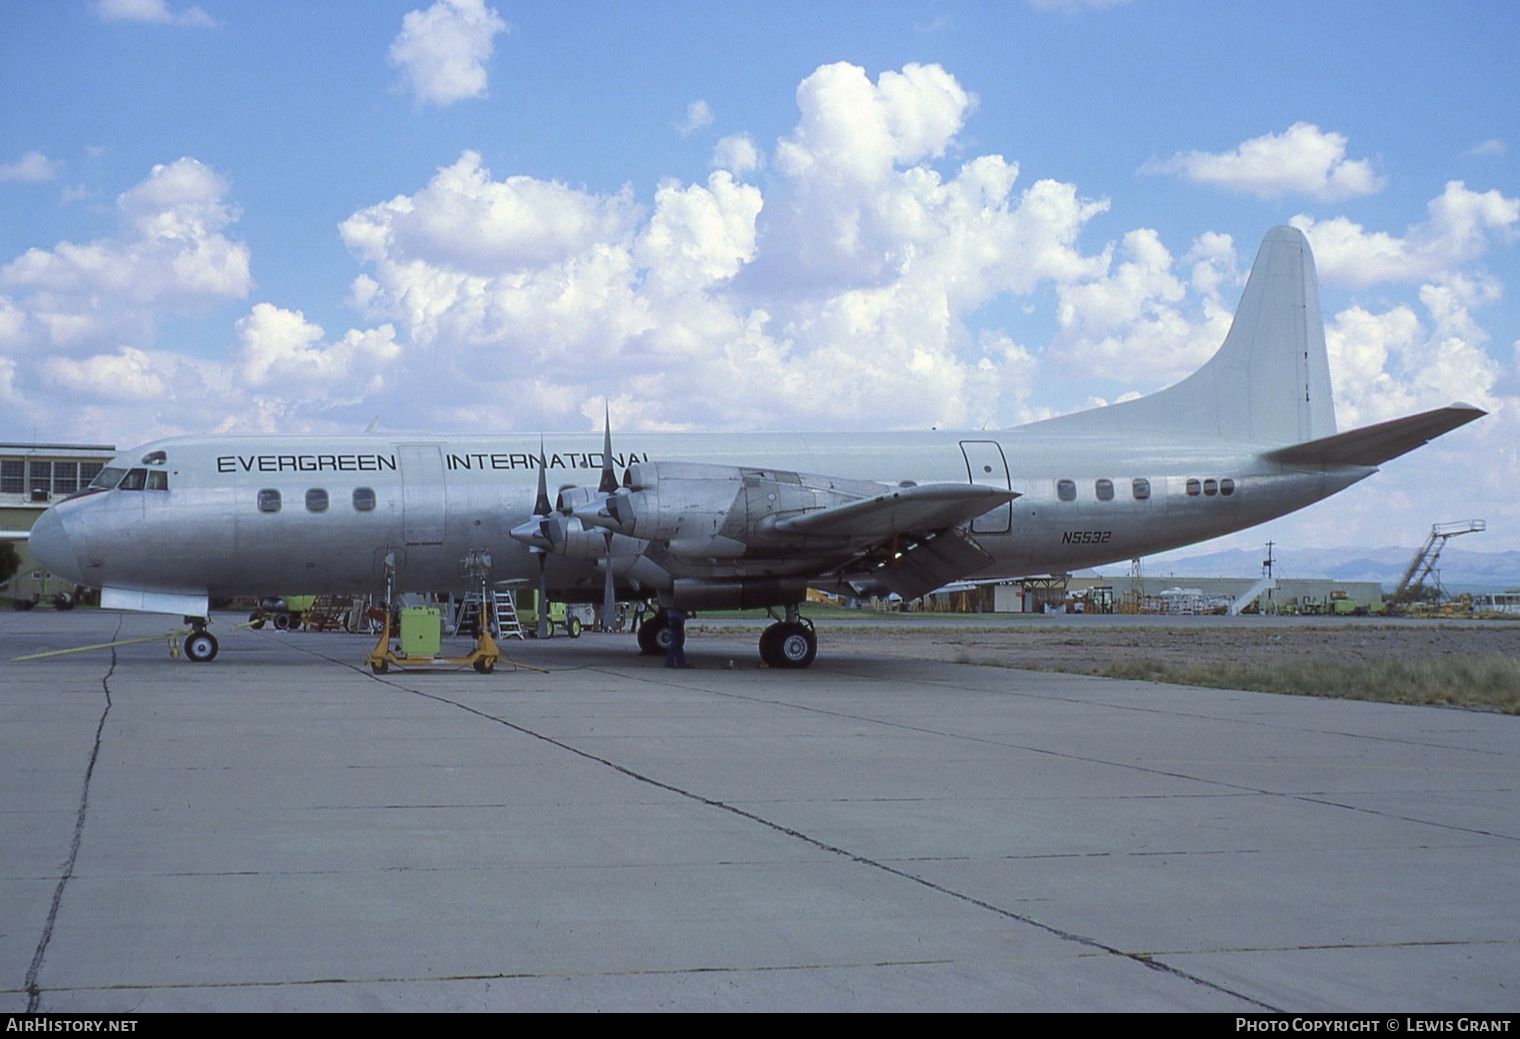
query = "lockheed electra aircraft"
(28, 227, 1483, 667)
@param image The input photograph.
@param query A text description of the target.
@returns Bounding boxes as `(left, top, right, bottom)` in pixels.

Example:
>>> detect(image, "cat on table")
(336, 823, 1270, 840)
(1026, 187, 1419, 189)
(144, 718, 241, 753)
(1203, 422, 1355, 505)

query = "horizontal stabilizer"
(866, 528, 997, 601)
(771, 483, 1018, 539)
(1263, 404, 1485, 468)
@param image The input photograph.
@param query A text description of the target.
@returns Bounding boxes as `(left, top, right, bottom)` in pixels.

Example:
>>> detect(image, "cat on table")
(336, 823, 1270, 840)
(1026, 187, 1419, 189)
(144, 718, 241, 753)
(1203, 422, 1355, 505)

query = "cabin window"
(146, 471, 168, 491)
(118, 468, 147, 491)
(257, 489, 282, 513)
(1185, 478, 1201, 496)
(1057, 479, 1077, 502)
(89, 467, 126, 490)
(352, 487, 376, 512)
(1203, 478, 1218, 496)
(1132, 478, 1151, 500)
(305, 488, 329, 513)
(1220, 478, 1235, 496)
(1095, 478, 1114, 501)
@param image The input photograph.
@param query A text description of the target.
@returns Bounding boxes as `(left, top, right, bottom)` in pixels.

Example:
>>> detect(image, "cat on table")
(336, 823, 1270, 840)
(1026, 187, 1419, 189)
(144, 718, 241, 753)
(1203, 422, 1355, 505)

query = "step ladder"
(453, 590, 525, 641)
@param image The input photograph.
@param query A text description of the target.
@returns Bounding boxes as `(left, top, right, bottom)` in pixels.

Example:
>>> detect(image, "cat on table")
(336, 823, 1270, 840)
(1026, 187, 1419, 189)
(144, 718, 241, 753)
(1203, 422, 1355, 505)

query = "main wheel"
(759, 622, 816, 669)
(184, 631, 219, 663)
(637, 612, 671, 655)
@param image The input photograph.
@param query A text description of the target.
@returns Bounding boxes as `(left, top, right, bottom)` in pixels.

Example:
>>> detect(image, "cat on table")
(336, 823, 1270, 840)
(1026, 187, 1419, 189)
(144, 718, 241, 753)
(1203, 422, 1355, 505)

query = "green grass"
(1081, 655, 1520, 714)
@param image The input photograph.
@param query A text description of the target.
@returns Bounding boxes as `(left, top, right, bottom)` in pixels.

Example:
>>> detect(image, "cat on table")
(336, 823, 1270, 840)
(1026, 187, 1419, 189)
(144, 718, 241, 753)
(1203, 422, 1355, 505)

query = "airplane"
(25, 226, 1484, 667)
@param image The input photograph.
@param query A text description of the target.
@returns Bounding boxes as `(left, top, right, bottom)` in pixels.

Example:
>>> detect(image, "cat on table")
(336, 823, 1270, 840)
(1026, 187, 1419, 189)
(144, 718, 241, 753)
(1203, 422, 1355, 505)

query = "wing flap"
(1263, 404, 1485, 468)
(770, 483, 1018, 539)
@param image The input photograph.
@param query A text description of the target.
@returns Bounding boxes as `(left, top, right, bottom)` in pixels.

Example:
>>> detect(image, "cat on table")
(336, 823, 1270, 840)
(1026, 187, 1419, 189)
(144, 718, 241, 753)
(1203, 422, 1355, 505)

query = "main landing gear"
(636, 604, 818, 668)
(759, 605, 816, 669)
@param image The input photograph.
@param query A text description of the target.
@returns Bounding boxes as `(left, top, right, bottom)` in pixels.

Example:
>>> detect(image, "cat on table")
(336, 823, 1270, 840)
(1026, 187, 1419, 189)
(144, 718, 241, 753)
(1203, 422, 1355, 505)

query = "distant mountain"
(1099, 545, 1520, 592)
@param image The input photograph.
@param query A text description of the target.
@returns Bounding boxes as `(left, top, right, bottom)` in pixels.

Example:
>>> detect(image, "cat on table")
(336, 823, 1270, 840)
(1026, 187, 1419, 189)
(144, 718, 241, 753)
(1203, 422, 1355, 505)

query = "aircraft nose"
(28, 507, 84, 584)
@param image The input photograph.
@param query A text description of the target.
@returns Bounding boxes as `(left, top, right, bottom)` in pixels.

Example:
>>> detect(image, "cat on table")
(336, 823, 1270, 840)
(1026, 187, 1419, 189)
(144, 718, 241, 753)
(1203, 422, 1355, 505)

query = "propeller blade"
(602, 531, 616, 631)
(533, 441, 552, 517)
(536, 554, 549, 639)
(598, 401, 618, 495)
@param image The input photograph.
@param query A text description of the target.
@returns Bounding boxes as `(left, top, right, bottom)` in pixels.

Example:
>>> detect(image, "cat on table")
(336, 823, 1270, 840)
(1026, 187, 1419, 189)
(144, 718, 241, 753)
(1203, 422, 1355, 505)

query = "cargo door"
(398, 444, 446, 545)
(959, 440, 1011, 534)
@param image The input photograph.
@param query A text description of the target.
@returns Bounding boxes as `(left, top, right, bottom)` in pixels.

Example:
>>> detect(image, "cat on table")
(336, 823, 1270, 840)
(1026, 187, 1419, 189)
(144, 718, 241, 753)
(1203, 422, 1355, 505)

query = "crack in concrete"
(24, 613, 121, 1013)
(12, 956, 956, 997)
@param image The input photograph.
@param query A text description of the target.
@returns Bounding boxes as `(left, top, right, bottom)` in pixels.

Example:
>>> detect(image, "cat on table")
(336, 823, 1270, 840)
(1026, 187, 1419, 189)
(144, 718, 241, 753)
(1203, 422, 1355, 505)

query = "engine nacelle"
(573, 461, 887, 554)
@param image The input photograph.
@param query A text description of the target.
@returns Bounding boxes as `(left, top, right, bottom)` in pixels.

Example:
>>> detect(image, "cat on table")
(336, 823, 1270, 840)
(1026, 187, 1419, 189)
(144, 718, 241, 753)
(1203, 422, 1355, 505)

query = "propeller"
(535, 444, 550, 638)
(598, 403, 619, 629)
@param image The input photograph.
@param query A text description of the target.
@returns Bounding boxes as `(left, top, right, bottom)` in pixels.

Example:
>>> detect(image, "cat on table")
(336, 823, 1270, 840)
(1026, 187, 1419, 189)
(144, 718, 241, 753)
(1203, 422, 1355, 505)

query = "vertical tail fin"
(1024, 226, 1337, 444)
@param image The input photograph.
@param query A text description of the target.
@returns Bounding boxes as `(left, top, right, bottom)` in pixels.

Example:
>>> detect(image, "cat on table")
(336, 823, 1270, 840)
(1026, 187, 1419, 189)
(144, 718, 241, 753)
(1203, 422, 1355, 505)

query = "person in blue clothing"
(664, 608, 688, 668)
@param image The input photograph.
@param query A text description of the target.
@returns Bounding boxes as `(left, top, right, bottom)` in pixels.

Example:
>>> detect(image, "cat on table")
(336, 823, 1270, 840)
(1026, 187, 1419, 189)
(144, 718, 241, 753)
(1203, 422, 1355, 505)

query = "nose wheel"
(184, 629, 219, 663)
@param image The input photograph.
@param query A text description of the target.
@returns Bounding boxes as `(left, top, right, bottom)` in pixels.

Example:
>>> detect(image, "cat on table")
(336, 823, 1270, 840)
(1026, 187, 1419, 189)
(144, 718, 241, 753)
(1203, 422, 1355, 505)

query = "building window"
(1, 460, 22, 495)
(1057, 479, 1077, 502)
(1186, 478, 1201, 496)
(1220, 478, 1235, 496)
(352, 487, 376, 512)
(1095, 478, 1114, 501)
(1132, 478, 1151, 500)
(28, 461, 52, 501)
(80, 462, 104, 485)
(257, 489, 282, 513)
(305, 488, 329, 513)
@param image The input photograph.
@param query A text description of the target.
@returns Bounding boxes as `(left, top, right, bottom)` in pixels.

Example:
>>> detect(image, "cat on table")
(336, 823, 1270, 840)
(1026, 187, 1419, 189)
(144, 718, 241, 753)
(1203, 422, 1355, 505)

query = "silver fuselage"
(34, 430, 1370, 600)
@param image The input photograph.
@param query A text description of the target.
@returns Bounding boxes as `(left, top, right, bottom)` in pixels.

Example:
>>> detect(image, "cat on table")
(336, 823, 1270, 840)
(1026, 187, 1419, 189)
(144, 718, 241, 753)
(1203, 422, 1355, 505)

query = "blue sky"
(2, 0, 1517, 554)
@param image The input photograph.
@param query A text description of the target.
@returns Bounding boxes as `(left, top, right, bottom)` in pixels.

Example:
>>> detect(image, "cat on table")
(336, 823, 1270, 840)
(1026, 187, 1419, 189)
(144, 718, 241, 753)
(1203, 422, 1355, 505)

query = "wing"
(1263, 404, 1485, 468)
(769, 483, 1018, 539)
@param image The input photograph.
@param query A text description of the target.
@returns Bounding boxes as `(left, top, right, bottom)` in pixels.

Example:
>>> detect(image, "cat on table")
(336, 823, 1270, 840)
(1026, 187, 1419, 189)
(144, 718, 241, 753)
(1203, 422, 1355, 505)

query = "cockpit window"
(90, 467, 127, 490)
(141, 450, 167, 466)
(118, 468, 148, 491)
(146, 470, 169, 491)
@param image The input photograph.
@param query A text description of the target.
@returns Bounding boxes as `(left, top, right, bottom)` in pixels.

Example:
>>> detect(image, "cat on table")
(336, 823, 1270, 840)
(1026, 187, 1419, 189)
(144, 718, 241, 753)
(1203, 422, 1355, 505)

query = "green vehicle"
(514, 589, 582, 638)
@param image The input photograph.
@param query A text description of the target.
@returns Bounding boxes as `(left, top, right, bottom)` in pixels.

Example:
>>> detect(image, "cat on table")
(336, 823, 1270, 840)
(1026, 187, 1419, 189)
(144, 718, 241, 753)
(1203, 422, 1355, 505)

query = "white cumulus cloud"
(1292, 180, 1520, 288)
(676, 100, 714, 136)
(0, 157, 251, 354)
(93, 0, 216, 28)
(1143, 122, 1384, 201)
(0, 152, 64, 182)
(389, 0, 509, 107)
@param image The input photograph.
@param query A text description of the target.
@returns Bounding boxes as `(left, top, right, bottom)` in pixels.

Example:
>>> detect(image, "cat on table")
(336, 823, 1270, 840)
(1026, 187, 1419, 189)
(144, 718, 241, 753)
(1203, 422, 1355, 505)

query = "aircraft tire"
(761, 622, 816, 669)
(637, 612, 670, 655)
(184, 631, 219, 663)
